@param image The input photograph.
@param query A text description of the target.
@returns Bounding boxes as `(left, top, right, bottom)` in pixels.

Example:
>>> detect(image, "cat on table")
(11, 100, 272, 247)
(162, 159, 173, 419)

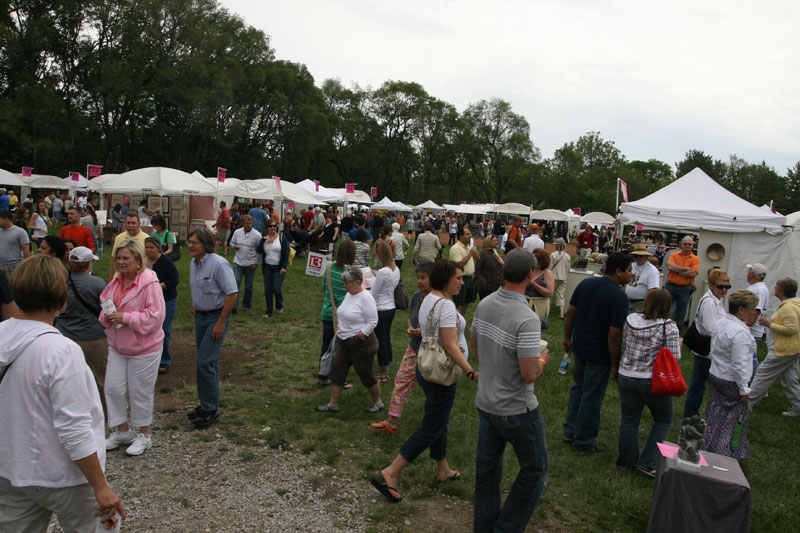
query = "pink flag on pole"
(572, 207, 581, 215)
(273, 176, 282, 190)
(21, 167, 32, 177)
(217, 167, 227, 183)
(460, 201, 466, 205)
(88, 164, 103, 177)
(70, 172, 80, 182)
(619, 179, 629, 203)
(345, 183, 355, 194)
(370, 186, 377, 198)
(288, 201, 295, 209)
(314, 180, 320, 192)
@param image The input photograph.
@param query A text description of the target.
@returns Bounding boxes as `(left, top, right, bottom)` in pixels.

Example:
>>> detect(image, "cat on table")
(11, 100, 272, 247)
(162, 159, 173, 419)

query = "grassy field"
(86, 236, 797, 532)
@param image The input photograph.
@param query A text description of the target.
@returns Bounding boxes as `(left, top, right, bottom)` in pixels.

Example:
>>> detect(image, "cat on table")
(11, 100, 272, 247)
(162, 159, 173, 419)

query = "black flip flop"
(158, 366, 169, 374)
(370, 477, 402, 503)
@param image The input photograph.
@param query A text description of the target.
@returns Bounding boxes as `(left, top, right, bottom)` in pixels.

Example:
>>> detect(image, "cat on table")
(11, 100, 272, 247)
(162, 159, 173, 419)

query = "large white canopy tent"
(296, 179, 345, 203)
(442, 203, 492, 215)
(370, 196, 411, 212)
(23, 173, 70, 189)
(0, 169, 26, 187)
(90, 167, 217, 196)
(416, 199, 445, 211)
(786, 211, 800, 226)
(618, 168, 786, 233)
(251, 178, 326, 206)
(492, 202, 531, 216)
(328, 188, 372, 204)
(580, 211, 615, 225)
(530, 208, 569, 222)
(618, 167, 797, 317)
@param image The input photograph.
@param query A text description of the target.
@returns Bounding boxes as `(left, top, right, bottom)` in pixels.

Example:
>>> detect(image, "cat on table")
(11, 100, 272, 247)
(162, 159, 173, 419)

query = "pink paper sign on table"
(656, 442, 709, 466)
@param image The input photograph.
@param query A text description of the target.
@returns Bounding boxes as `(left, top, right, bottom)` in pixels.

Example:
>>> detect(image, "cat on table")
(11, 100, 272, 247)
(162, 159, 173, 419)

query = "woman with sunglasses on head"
(256, 220, 290, 318)
(683, 268, 730, 418)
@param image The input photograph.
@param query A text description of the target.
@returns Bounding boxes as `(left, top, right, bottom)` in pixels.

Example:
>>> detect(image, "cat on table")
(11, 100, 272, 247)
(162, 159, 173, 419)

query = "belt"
(196, 307, 223, 315)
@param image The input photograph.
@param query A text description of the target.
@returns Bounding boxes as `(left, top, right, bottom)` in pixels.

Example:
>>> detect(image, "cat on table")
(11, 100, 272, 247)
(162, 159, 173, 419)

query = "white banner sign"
(305, 250, 331, 277)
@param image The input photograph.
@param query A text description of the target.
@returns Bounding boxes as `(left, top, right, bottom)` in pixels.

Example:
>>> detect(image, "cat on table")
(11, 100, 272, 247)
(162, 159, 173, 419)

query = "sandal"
(316, 403, 340, 412)
(343, 382, 355, 390)
(378, 375, 390, 384)
(436, 471, 462, 483)
(158, 366, 169, 374)
(365, 402, 385, 413)
(369, 420, 398, 433)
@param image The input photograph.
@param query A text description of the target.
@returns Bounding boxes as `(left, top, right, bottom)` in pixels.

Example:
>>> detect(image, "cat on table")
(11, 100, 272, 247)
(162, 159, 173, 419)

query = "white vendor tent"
(251, 178, 326, 206)
(92, 167, 217, 196)
(63, 174, 89, 190)
(580, 211, 615, 225)
(24, 173, 71, 189)
(328, 188, 372, 204)
(785, 211, 800, 226)
(371, 196, 403, 211)
(443, 203, 492, 215)
(492, 202, 531, 216)
(296, 179, 345, 203)
(530, 208, 569, 222)
(618, 168, 786, 233)
(0, 169, 26, 187)
(416, 199, 445, 211)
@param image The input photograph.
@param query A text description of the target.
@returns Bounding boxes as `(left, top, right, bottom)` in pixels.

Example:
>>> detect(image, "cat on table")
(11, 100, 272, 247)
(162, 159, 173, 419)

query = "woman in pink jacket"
(99, 240, 166, 457)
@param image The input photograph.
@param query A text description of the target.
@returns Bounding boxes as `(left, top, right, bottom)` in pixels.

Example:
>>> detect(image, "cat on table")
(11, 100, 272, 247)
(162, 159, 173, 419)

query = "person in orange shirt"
(507, 216, 524, 249)
(58, 207, 95, 251)
(665, 235, 699, 330)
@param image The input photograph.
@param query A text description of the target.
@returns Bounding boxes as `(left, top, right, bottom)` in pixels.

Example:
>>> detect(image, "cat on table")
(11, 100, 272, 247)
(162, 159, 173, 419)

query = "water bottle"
(558, 352, 570, 375)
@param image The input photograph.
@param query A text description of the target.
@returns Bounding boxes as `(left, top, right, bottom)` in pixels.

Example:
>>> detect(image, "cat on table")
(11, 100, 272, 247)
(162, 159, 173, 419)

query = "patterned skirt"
(703, 374, 751, 460)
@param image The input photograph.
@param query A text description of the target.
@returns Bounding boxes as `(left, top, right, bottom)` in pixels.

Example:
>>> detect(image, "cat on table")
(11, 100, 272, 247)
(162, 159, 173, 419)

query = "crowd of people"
(1, 183, 799, 531)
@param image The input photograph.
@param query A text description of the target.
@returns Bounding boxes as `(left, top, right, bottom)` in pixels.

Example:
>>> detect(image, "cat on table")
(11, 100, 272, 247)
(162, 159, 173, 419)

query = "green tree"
(675, 149, 725, 181)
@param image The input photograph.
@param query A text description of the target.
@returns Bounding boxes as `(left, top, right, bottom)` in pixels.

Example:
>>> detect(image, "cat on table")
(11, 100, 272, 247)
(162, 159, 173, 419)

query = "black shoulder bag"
(67, 273, 102, 317)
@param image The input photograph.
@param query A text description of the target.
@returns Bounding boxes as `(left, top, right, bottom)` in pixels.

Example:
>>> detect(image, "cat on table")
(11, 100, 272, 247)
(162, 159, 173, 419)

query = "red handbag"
(651, 322, 687, 396)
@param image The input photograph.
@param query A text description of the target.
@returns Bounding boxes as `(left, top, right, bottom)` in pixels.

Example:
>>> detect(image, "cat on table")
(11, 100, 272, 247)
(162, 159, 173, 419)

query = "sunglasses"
(715, 284, 731, 290)
(266, 224, 277, 228)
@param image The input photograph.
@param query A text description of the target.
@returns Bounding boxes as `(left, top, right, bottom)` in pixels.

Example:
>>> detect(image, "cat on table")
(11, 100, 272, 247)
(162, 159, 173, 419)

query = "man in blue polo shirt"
(186, 226, 238, 428)
(562, 252, 633, 452)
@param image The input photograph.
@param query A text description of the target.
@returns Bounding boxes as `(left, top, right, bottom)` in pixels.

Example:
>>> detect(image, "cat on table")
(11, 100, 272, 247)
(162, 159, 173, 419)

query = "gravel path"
(48, 411, 373, 532)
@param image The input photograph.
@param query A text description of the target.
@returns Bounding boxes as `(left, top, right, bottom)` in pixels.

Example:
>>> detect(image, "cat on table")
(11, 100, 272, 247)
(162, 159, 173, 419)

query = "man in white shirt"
(522, 224, 544, 252)
(229, 215, 262, 313)
(625, 244, 661, 312)
(746, 263, 770, 380)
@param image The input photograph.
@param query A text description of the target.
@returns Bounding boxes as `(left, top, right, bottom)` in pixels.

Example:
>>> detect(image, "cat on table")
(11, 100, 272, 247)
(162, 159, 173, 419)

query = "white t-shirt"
(262, 237, 282, 266)
(523, 235, 544, 251)
(419, 295, 468, 358)
(748, 281, 770, 338)
(336, 289, 378, 340)
(371, 266, 400, 311)
(625, 260, 661, 300)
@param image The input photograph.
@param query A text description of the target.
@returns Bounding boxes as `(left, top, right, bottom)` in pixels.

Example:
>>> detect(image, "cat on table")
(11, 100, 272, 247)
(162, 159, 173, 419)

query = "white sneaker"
(125, 434, 152, 456)
(781, 409, 800, 418)
(105, 430, 134, 450)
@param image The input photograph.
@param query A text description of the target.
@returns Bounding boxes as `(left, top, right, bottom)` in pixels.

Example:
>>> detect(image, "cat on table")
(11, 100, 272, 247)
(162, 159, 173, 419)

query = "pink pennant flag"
(460, 201, 466, 205)
(88, 164, 103, 177)
(314, 180, 320, 192)
(370, 186, 377, 198)
(217, 167, 227, 183)
(572, 207, 581, 215)
(288, 201, 295, 209)
(345, 183, 355, 194)
(273, 176, 282, 190)
(70, 171, 80, 182)
(21, 167, 33, 177)
(619, 179, 629, 203)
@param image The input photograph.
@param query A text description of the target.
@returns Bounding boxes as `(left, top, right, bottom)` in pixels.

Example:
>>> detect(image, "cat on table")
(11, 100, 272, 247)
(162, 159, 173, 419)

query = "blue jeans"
(399, 369, 458, 463)
(233, 263, 255, 310)
(318, 319, 335, 381)
(474, 408, 549, 533)
(159, 297, 178, 368)
(683, 356, 711, 418)
(262, 264, 285, 315)
(194, 310, 231, 411)
(375, 309, 396, 371)
(617, 375, 674, 471)
(563, 354, 610, 449)
(665, 281, 692, 330)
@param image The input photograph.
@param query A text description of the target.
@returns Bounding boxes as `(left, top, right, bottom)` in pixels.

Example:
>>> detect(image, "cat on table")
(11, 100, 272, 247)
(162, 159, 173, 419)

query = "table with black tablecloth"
(647, 448, 750, 533)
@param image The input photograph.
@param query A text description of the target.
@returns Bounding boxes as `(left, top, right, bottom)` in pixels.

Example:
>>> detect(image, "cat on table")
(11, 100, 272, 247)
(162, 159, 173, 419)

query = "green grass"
(85, 237, 797, 532)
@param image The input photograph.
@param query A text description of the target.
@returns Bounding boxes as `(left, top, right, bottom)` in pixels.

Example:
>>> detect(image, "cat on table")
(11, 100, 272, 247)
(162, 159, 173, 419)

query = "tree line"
(2, 0, 798, 214)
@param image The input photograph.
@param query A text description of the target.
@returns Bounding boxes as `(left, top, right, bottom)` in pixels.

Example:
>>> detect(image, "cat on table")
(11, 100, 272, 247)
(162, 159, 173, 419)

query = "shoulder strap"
(67, 273, 101, 317)
(425, 297, 446, 340)
(327, 264, 338, 331)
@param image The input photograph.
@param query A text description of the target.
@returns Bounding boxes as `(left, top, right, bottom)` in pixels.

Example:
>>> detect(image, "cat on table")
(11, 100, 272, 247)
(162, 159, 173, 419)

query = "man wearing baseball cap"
(746, 263, 769, 379)
(625, 243, 661, 312)
(55, 246, 108, 403)
(523, 224, 544, 251)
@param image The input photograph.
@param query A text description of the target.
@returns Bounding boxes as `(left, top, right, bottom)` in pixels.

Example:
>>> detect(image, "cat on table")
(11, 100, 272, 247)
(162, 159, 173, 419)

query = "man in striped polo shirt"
(471, 248, 550, 532)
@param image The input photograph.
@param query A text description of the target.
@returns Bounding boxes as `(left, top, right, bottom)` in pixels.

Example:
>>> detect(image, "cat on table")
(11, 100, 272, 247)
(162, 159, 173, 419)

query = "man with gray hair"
(746, 263, 769, 379)
(186, 226, 238, 428)
(471, 248, 550, 532)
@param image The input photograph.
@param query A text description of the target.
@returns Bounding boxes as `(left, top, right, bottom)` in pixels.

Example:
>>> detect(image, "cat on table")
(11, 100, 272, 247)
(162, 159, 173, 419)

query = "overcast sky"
(221, 0, 799, 174)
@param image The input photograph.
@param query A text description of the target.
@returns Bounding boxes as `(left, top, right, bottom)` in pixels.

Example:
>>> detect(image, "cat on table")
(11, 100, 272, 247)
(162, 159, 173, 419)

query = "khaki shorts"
(214, 228, 229, 242)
